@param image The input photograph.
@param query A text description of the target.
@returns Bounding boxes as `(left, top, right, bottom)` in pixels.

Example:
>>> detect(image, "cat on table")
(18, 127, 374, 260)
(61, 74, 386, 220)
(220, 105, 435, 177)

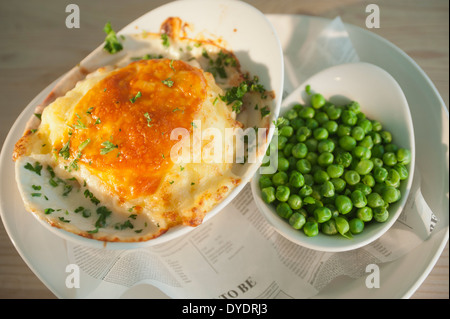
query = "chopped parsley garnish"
(162, 78, 174, 87)
(103, 22, 123, 54)
(169, 59, 175, 71)
(100, 140, 118, 155)
(130, 91, 142, 103)
(59, 216, 70, 223)
(59, 140, 71, 160)
(84, 189, 100, 206)
(144, 112, 153, 127)
(220, 76, 267, 114)
(79, 138, 91, 152)
(34, 113, 42, 120)
(74, 119, 87, 129)
(260, 105, 271, 118)
(161, 33, 170, 48)
(44, 208, 55, 215)
(131, 53, 163, 61)
(94, 206, 112, 229)
(32, 185, 41, 191)
(114, 220, 134, 230)
(24, 162, 43, 176)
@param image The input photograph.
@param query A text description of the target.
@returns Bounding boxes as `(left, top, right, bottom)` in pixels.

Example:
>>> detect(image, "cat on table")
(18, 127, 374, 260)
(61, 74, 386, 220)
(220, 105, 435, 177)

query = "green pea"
(277, 135, 288, 150)
(359, 136, 374, 150)
(315, 111, 329, 124)
(383, 152, 397, 166)
(326, 105, 342, 120)
(306, 118, 319, 130)
(334, 216, 351, 238)
(303, 221, 319, 237)
(356, 207, 373, 222)
(313, 127, 329, 140)
(296, 126, 311, 142)
(259, 175, 273, 189)
(397, 148, 412, 165)
(284, 109, 298, 120)
(317, 139, 335, 153)
(367, 192, 385, 208)
(349, 218, 365, 234)
(351, 190, 367, 208)
(358, 118, 373, 133)
(289, 170, 305, 188)
(305, 152, 318, 165)
(373, 206, 389, 222)
(372, 120, 382, 132)
(272, 171, 288, 187)
(322, 120, 338, 134)
(369, 131, 382, 144)
(317, 152, 334, 167)
(313, 169, 330, 184)
(314, 207, 332, 223)
(371, 144, 385, 158)
(339, 135, 357, 151)
(296, 159, 312, 174)
(330, 178, 346, 193)
(380, 130, 392, 143)
(353, 146, 371, 160)
(292, 143, 308, 158)
(335, 195, 353, 214)
(320, 180, 335, 198)
(321, 219, 338, 235)
(344, 170, 360, 185)
(393, 163, 409, 180)
(327, 164, 344, 178)
(299, 184, 313, 197)
(261, 187, 276, 204)
(341, 110, 358, 126)
(276, 186, 290, 202)
(279, 125, 294, 137)
(337, 125, 351, 137)
(372, 157, 384, 168)
(373, 166, 388, 183)
(290, 117, 305, 130)
(276, 202, 293, 219)
(289, 212, 306, 230)
(335, 151, 353, 168)
(347, 101, 361, 114)
(277, 157, 290, 172)
(362, 174, 375, 187)
(355, 159, 374, 175)
(299, 107, 315, 119)
(385, 169, 401, 188)
(384, 143, 398, 153)
(351, 126, 365, 141)
(288, 194, 303, 210)
(311, 93, 326, 109)
(382, 186, 401, 203)
(304, 138, 318, 152)
(354, 183, 372, 196)
(303, 174, 314, 186)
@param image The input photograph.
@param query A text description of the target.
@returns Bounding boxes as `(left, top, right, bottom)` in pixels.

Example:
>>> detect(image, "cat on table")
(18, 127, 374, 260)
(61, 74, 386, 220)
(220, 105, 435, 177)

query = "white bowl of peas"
(251, 62, 415, 252)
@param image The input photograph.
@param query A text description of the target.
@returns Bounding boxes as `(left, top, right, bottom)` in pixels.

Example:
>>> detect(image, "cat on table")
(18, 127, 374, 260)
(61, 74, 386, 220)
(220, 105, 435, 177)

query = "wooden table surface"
(0, 0, 448, 299)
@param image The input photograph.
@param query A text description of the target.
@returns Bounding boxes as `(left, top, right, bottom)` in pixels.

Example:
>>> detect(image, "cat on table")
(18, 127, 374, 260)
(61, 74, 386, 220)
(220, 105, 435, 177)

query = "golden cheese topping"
(60, 59, 207, 199)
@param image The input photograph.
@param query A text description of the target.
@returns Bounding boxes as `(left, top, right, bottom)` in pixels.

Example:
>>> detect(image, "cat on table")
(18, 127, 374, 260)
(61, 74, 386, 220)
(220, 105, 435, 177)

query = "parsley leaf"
(162, 78, 174, 87)
(130, 91, 142, 103)
(100, 140, 118, 155)
(103, 22, 123, 54)
(144, 112, 153, 127)
(161, 33, 170, 48)
(24, 162, 43, 176)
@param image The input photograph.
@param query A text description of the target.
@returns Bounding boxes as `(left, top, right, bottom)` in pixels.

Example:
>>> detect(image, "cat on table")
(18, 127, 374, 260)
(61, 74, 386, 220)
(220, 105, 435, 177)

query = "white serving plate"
(0, 14, 447, 299)
(1, 0, 284, 250)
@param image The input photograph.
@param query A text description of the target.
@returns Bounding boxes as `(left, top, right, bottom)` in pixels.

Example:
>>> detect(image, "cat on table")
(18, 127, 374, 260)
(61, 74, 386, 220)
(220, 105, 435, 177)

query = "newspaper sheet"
(65, 17, 438, 299)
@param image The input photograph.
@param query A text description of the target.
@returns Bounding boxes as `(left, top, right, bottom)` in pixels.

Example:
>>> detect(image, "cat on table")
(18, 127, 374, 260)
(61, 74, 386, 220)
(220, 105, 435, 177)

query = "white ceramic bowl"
(13, 0, 284, 249)
(251, 62, 415, 252)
